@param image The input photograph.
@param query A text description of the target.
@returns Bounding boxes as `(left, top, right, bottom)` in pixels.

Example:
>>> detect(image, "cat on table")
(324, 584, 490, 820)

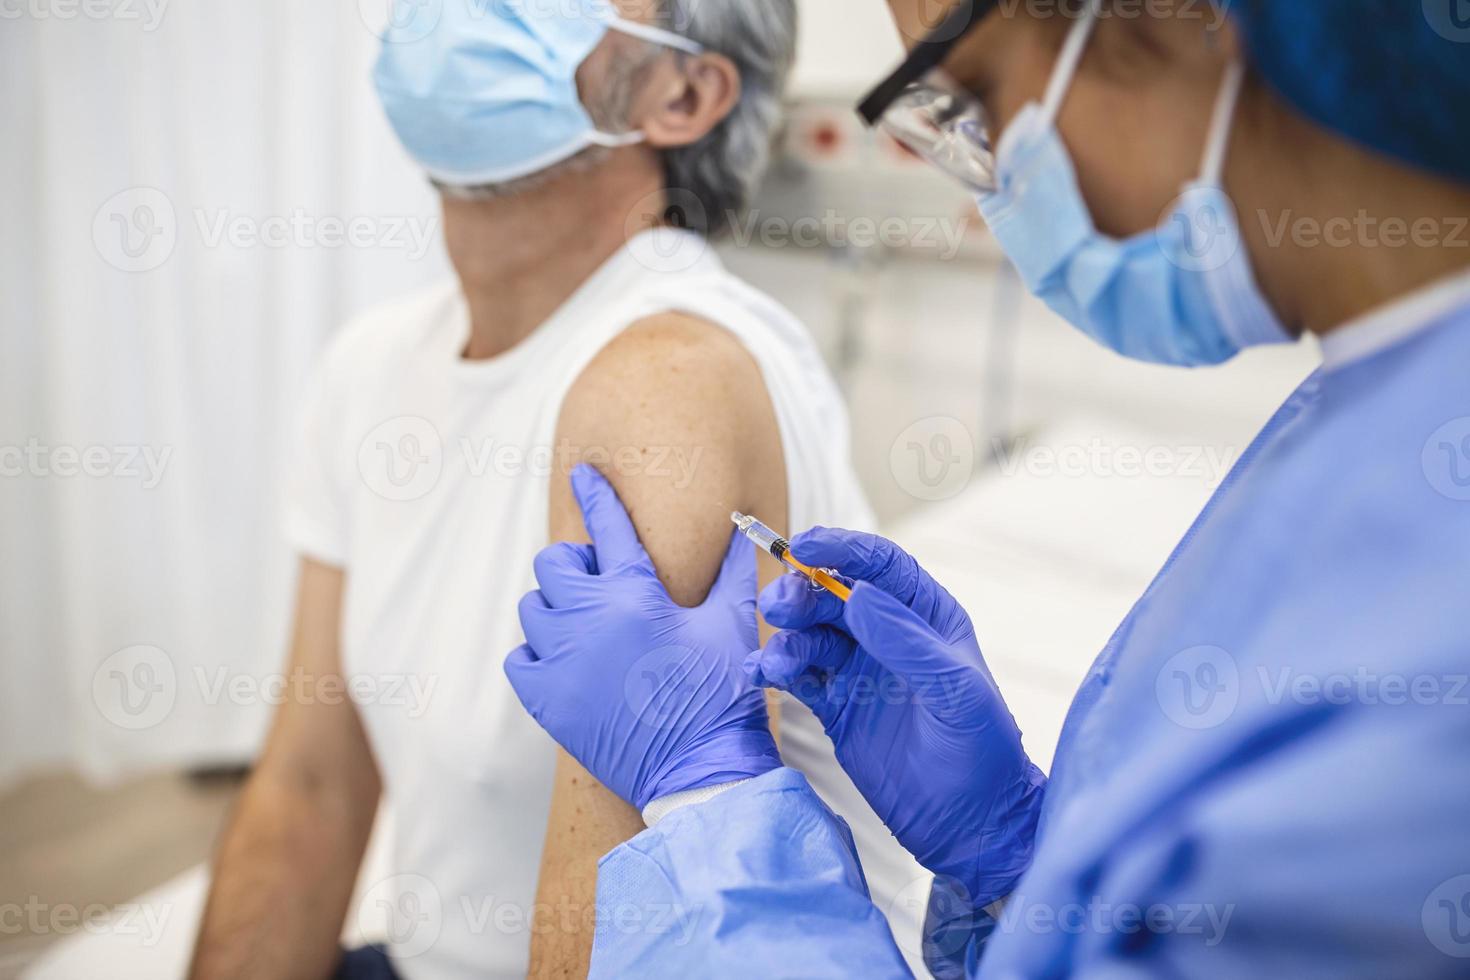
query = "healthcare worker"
(506, 0, 1470, 976)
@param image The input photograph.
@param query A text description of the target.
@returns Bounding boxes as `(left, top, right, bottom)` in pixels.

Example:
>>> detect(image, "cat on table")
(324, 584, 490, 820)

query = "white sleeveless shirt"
(286, 229, 928, 980)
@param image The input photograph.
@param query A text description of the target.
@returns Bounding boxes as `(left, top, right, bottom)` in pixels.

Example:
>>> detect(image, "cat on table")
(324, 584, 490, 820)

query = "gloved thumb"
(845, 582, 966, 687)
(570, 465, 651, 572)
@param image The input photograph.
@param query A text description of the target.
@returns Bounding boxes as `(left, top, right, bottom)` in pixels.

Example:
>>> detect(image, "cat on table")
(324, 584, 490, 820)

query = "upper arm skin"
(528, 314, 790, 978)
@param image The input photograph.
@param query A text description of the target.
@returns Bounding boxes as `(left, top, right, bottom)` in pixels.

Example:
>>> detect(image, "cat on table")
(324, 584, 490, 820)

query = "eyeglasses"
(857, 1, 999, 194)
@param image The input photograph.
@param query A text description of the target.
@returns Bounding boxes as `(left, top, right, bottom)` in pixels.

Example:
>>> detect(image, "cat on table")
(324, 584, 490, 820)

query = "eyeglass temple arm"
(857, 0, 998, 126)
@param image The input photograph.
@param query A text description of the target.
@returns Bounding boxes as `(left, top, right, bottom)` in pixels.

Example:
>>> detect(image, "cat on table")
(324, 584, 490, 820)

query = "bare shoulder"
(552, 311, 787, 605)
(561, 312, 769, 439)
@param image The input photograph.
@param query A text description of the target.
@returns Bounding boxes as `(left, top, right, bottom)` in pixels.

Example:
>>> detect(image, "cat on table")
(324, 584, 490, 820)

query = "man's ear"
(636, 53, 742, 150)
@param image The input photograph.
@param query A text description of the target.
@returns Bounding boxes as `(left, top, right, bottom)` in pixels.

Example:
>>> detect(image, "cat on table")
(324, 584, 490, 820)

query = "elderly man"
(188, 2, 925, 979)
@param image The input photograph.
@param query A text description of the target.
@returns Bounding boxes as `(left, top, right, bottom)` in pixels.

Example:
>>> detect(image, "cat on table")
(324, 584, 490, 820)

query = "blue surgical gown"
(591, 298, 1470, 979)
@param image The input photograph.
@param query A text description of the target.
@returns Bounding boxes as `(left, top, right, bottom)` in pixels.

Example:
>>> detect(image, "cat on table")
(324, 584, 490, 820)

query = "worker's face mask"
(977, 6, 1292, 366)
(373, 0, 703, 188)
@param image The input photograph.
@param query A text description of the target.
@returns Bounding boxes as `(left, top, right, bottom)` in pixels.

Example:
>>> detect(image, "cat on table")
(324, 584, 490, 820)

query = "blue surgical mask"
(373, 0, 703, 187)
(978, 7, 1291, 366)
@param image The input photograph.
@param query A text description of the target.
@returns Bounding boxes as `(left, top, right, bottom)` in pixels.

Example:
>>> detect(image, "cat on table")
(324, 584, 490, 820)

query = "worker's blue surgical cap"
(1229, 0, 1470, 184)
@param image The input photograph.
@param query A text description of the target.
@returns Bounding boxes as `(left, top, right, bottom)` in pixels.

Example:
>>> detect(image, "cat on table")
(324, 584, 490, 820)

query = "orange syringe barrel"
(731, 512, 852, 603)
(779, 553, 853, 603)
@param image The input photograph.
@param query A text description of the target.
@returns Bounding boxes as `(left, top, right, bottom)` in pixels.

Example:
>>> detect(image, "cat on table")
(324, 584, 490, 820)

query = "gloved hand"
(505, 465, 783, 811)
(748, 528, 1047, 909)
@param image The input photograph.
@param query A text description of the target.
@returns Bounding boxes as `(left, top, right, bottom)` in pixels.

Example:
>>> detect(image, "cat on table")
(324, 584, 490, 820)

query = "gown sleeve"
(590, 768, 916, 979)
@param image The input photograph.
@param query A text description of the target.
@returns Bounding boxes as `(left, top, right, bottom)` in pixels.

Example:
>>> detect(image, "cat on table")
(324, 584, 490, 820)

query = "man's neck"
(443, 155, 666, 361)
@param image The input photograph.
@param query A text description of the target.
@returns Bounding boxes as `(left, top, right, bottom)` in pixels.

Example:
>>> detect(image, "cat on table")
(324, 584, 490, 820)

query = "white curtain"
(0, 0, 449, 785)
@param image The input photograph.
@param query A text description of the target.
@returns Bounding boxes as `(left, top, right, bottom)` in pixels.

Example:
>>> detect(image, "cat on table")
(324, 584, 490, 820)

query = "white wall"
(791, 0, 906, 99)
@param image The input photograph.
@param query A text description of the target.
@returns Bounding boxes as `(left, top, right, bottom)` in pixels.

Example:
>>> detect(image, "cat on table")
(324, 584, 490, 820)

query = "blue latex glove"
(749, 528, 1047, 910)
(505, 465, 783, 811)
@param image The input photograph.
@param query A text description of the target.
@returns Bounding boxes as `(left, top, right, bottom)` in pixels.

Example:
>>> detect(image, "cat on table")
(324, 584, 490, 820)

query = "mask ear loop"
(1197, 61, 1245, 187)
(606, 16, 705, 56)
(587, 18, 707, 148)
(1039, 0, 1102, 128)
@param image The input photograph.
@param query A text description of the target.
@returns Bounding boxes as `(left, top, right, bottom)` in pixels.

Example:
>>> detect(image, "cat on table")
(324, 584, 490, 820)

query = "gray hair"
(441, 0, 798, 238)
(653, 0, 798, 237)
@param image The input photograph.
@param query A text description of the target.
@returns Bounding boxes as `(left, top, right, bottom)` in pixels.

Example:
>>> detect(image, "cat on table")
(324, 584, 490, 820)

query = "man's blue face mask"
(976, 5, 1292, 366)
(373, 0, 703, 188)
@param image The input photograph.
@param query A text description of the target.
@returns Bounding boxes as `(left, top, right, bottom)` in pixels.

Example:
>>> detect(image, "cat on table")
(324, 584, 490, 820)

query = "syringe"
(731, 512, 853, 603)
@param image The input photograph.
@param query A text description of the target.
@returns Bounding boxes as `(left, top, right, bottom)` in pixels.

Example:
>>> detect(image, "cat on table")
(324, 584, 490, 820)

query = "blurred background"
(0, 0, 1321, 975)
